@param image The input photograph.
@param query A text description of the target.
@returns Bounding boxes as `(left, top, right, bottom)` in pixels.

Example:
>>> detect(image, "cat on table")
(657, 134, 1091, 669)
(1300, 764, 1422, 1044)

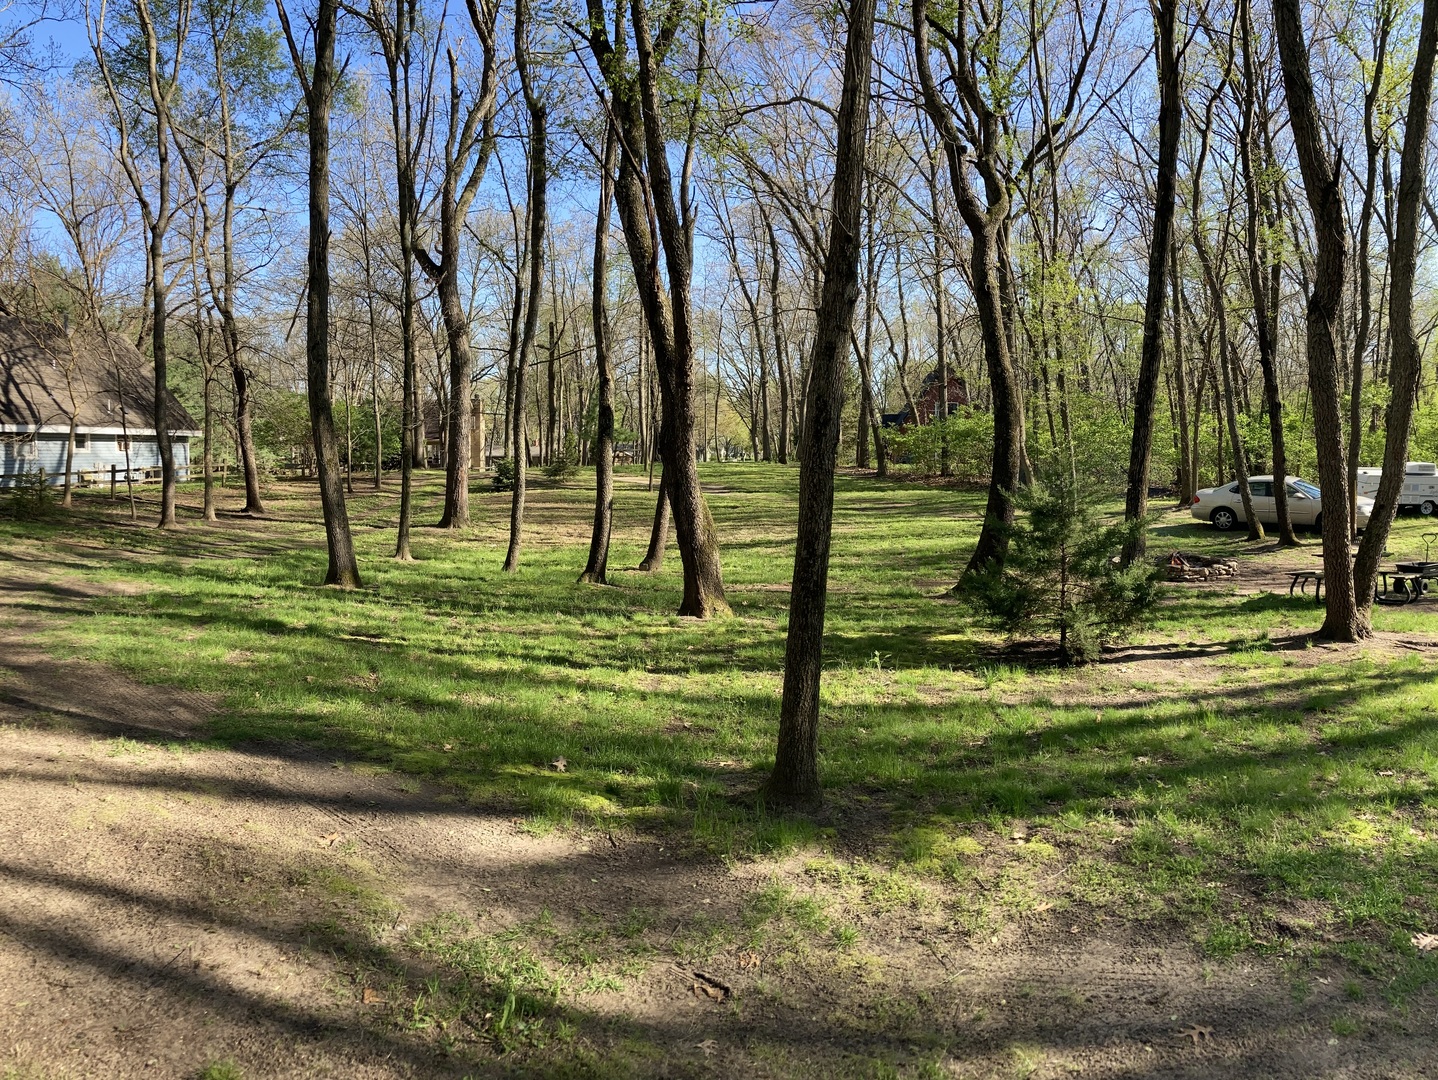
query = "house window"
(73, 434, 88, 450)
(116, 436, 129, 452)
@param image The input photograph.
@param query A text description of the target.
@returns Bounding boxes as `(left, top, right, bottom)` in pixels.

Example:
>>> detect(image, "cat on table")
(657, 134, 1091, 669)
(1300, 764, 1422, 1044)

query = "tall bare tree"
(88, 0, 190, 528)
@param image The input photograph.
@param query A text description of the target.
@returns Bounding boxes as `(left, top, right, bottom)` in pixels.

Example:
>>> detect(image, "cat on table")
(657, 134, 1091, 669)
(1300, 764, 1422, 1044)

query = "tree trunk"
(766, 209, 791, 465)
(766, 0, 876, 808)
(1353, 0, 1438, 610)
(1120, 0, 1180, 565)
(233, 358, 265, 510)
(581, 119, 618, 584)
(434, 261, 476, 528)
(1273, 0, 1367, 640)
(1171, 238, 1193, 502)
(638, 455, 670, 572)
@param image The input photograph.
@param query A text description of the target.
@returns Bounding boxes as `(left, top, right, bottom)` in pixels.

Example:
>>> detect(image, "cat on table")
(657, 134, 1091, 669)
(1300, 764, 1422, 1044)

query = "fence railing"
(1, 465, 193, 494)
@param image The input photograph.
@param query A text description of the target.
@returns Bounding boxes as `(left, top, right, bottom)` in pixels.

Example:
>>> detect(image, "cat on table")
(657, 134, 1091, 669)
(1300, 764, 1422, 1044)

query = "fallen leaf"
(362, 988, 386, 1005)
(319, 832, 341, 846)
(551, 757, 567, 772)
(1378, 769, 1396, 777)
(442, 743, 454, 752)
(737, 952, 760, 970)
(1412, 933, 1438, 951)
(692, 982, 724, 1002)
(1178, 1024, 1213, 1048)
(695, 1039, 718, 1057)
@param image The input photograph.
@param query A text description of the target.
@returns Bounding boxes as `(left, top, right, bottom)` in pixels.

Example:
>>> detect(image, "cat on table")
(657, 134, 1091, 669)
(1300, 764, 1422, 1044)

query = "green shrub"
(964, 468, 1159, 664)
(887, 410, 993, 480)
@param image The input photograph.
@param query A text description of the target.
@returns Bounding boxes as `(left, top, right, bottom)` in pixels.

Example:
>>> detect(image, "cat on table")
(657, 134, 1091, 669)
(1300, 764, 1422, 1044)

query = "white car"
(1190, 475, 1372, 532)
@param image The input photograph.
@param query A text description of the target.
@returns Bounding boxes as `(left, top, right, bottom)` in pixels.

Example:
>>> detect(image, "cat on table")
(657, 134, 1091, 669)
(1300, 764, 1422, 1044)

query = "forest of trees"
(1, 0, 1436, 792)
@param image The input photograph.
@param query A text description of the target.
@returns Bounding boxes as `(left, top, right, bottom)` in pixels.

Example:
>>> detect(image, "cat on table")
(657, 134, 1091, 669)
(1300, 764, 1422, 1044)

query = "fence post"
(111, 463, 117, 499)
(38, 466, 45, 487)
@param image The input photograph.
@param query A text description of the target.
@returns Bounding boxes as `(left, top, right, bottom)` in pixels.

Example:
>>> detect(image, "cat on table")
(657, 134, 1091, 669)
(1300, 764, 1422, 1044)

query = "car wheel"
(1211, 507, 1237, 531)
(1313, 512, 1322, 534)
(1422, 500, 1436, 516)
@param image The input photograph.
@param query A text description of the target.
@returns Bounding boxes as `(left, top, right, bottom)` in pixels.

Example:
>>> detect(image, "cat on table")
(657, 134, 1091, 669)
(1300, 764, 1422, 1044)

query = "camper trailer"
(1354, 462, 1438, 515)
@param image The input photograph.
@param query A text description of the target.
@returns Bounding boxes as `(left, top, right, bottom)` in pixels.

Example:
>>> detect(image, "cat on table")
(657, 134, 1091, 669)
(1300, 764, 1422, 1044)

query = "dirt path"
(1, 572, 1435, 1078)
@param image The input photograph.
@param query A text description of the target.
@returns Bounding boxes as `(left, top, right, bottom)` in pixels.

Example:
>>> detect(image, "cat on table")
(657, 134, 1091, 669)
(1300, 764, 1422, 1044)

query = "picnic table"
(1289, 570, 1324, 601)
(1375, 562, 1438, 605)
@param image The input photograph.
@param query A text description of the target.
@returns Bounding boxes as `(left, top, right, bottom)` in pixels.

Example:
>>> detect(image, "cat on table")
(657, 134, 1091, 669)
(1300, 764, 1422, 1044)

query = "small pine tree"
(491, 457, 517, 491)
(544, 433, 580, 481)
(9, 467, 55, 520)
(967, 469, 1159, 664)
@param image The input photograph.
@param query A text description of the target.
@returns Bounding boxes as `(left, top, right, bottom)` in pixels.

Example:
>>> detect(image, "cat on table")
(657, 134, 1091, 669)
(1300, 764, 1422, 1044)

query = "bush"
(8, 468, 54, 519)
(964, 468, 1159, 665)
(887, 410, 993, 479)
(492, 457, 516, 491)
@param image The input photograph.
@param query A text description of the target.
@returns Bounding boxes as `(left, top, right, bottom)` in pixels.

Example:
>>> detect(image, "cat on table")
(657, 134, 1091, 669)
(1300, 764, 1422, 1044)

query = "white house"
(0, 310, 199, 486)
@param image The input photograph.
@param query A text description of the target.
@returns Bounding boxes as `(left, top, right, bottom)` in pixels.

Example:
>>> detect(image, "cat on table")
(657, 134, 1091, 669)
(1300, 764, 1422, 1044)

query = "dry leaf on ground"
(1178, 1024, 1213, 1048)
(1412, 933, 1438, 951)
(361, 988, 386, 1005)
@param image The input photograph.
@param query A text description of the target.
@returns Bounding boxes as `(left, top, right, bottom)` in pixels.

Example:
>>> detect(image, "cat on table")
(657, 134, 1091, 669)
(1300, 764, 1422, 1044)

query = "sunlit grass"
(2, 463, 1437, 994)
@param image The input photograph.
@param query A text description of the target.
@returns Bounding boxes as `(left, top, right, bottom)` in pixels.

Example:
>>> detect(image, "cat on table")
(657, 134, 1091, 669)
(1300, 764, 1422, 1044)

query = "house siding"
(1, 432, 192, 486)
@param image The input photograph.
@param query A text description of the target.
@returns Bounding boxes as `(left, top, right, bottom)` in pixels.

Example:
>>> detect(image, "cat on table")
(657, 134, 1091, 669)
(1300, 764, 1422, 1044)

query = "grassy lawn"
(3, 463, 1438, 1069)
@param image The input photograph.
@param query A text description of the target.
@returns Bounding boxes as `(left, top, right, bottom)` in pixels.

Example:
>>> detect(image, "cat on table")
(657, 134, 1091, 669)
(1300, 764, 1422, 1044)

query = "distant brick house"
(880, 366, 971, 430)
(0, 311, 198, 485)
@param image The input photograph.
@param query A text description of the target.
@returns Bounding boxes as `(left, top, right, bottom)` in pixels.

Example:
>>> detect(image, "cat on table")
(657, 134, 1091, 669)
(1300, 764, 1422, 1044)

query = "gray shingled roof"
(0, 312, 198, 434)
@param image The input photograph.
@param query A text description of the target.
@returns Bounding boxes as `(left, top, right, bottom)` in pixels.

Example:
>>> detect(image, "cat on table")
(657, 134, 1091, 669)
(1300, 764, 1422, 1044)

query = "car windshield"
(1290, 480, 1321, 499)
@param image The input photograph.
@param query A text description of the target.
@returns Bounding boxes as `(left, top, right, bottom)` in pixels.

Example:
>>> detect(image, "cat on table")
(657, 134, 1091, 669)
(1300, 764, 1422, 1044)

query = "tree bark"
(1273, 0, 1366, 639)
(767, 0, 876, 807)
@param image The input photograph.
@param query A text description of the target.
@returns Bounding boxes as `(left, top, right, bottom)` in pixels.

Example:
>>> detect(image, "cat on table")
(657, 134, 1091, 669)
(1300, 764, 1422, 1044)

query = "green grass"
(4, 464, 1438, 992)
